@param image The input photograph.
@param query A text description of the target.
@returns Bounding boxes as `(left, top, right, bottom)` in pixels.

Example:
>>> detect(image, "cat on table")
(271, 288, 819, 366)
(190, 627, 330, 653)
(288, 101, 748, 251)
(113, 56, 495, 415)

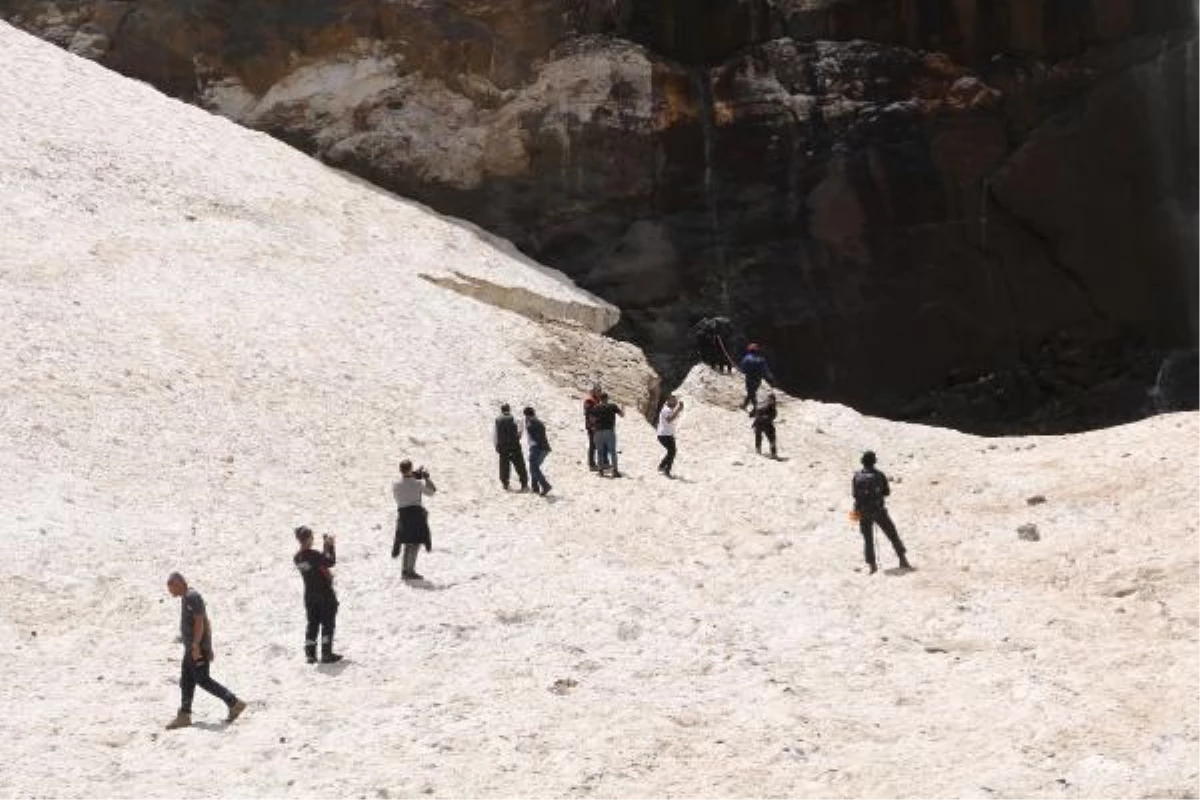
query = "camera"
(414, 467, 429, 480)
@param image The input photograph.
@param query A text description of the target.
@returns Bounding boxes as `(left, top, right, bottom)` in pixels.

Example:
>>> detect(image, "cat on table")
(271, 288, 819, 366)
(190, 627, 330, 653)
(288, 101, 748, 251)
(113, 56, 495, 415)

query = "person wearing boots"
(851, 451, 912, 574)
(293, 526, 341, 664)
(749, 392, 778, 458)
(494, 403, 528, 491)
(164, 573, 247, 729)
(392, 459, 437, 580)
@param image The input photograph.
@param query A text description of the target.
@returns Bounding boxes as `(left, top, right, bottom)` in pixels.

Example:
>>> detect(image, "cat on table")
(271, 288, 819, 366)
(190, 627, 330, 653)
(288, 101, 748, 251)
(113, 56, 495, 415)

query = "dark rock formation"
(3, 0, 1195, 433)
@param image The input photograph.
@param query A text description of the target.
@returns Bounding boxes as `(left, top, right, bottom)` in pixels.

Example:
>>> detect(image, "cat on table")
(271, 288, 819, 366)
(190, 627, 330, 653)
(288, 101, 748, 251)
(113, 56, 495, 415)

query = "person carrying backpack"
(749, 392, 778, 458)
(851, 451, 912, 574)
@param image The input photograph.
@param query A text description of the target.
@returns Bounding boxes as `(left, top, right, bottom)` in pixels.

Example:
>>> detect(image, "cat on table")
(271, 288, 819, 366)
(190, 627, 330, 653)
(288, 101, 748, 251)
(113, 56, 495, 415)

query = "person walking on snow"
(749, 392, 778, 458)
(523, 406, 553, 496)
(739, 343, 775, 411)
(293, 526, 341, 664)
(392, 459, 437, 580)
(164, 573, 247, 730)
(494, 403, 528, 492)
(591, 392, 624, 477)
(656, 394, 684, 477)
(852, 451, 912, 574)
(583, 385, 602, 471)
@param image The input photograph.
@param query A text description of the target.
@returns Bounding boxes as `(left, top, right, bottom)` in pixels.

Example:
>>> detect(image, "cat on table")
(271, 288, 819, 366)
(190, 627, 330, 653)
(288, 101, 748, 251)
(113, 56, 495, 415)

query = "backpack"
(853, 469, 887, 509)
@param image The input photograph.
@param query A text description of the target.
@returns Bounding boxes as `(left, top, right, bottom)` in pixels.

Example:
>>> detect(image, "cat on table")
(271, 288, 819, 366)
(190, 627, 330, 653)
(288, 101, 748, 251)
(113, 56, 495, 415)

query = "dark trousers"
(498, 447, 528, 489)
(179, 654, 237, 714)
(754, 423, 776, 454)
(859, 508, 906, 567)
(657, 435, 676, 474)
(305, 594, 338, 652)
(742, 377, 762, 409)
(529, 445, 551, 493)
(586, 429, 597, 469)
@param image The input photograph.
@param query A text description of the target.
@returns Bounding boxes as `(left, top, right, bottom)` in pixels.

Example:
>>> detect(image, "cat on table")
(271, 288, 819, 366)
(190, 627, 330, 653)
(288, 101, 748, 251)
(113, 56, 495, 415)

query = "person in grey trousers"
(392, 459, 437, 580)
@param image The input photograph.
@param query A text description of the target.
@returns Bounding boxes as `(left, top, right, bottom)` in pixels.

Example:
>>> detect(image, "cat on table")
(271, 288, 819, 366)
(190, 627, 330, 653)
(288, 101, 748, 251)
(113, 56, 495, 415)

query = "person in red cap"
(738, 343, 775, 411)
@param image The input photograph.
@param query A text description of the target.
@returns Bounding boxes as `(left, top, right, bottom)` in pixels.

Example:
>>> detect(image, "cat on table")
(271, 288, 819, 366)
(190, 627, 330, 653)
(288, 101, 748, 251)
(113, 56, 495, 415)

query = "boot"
(868, 563, 878, 575)
(899, 555, 912, 570)
(321, 641, 343, 664)
(165, 711, 192, 730)
(226, 700, 247, 723)
(305, 642, 317, 664)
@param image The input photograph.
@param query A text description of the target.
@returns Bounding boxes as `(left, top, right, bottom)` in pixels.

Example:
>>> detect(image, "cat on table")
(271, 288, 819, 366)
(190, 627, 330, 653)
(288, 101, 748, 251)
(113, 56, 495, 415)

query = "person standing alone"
(392, 459, 437, 580)
(523, 406, 553, 496)
(851, 451, 912, 574)
(293, 526, 341, 664)
(494, 403, 528, 492)
(164, 573, 247, 730)
(656, 394, 684, 477)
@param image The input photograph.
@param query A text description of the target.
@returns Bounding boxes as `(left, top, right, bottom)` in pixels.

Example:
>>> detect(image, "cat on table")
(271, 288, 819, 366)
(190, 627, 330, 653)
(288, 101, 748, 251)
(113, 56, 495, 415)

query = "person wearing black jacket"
(523, 406, 553, 496)
(851, 451, 912, 574)
(749, 392, 778, 458)
(293, 526, 342, 663)
(494, 403, 529, 491)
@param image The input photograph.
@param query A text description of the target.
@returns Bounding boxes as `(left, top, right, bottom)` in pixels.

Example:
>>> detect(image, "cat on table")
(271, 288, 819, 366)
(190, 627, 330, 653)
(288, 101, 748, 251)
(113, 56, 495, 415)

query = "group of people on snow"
(161, 338, 910, 730)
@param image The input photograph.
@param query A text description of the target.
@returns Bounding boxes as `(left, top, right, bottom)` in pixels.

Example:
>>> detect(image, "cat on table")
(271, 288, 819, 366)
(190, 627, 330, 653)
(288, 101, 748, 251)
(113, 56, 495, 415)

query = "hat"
(861, 450, 877, 466)
(747, 342, 760, 352)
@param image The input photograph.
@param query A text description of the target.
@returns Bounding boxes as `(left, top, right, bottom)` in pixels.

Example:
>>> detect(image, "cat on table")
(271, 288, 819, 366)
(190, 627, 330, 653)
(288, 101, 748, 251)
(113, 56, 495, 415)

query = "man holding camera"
(392, 459, 437, 580)
(293, 525, 342, 664)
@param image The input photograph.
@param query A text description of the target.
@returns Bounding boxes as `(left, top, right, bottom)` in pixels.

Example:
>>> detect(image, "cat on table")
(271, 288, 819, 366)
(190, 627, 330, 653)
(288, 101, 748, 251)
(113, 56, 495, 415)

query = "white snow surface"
(1, 22, 1197, 799)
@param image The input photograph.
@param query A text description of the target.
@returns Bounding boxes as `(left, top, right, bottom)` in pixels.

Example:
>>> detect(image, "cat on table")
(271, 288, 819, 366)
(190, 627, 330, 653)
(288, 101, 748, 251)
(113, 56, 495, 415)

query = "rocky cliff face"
(4, 0, 1195, 432)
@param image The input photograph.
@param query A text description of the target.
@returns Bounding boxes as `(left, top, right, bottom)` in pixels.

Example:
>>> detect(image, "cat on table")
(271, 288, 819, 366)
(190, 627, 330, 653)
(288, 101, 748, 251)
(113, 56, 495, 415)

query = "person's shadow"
(884, 566, 916, 577)
(316, 660, 350, 676)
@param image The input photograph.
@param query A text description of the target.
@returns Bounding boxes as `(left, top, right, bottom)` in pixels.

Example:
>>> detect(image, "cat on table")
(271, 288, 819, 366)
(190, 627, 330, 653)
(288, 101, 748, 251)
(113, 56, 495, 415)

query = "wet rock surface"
(2, 0, 1195, 433)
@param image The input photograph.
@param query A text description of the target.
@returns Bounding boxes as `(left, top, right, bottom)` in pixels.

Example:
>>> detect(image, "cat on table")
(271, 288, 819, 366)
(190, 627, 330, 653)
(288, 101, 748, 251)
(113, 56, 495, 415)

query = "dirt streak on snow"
(0, 22, 1196, 800)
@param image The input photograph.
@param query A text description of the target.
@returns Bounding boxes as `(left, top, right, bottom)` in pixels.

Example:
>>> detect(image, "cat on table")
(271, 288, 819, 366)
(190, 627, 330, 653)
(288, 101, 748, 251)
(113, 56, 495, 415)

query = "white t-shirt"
(657, 403, 681, 436)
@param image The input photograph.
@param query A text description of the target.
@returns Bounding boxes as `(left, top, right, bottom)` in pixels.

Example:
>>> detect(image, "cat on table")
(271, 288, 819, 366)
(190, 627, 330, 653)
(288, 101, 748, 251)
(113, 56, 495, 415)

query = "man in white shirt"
(392, 460, 437, 580)
(656, 394, 684, 478)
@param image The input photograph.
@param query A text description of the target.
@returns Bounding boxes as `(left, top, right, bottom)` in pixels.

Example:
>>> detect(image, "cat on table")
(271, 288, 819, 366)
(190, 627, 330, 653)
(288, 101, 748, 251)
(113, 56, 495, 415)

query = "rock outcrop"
(3, 0, 1195, 432)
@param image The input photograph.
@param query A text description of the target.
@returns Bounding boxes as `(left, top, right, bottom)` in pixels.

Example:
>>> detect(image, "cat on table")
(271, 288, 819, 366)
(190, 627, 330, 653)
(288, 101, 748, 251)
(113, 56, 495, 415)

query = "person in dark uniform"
(851, 451, 912, 574)
(392, 459, 437, 580)
(749, 392, 778, 458)
(494, 403, 528, 492)
(738, 343, 775, 410)
(293, 526, 341, 664)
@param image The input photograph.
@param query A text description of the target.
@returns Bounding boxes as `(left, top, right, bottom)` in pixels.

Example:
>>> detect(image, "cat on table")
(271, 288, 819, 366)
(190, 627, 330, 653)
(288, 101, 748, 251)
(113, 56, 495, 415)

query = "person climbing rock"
(851, 451, 912, 575)
(392, 459, 437, 580)
(164, 573, 247, 730)
(738, 343, 775, 411)
(293, 525, 341, 664)
(493, 403, 528, 492)
(750, 392, 778, 458)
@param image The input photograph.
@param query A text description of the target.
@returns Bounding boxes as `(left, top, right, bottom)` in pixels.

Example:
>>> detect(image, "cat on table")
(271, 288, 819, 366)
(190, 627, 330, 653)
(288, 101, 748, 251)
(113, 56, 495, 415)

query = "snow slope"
(0, 22, 1196, 799)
